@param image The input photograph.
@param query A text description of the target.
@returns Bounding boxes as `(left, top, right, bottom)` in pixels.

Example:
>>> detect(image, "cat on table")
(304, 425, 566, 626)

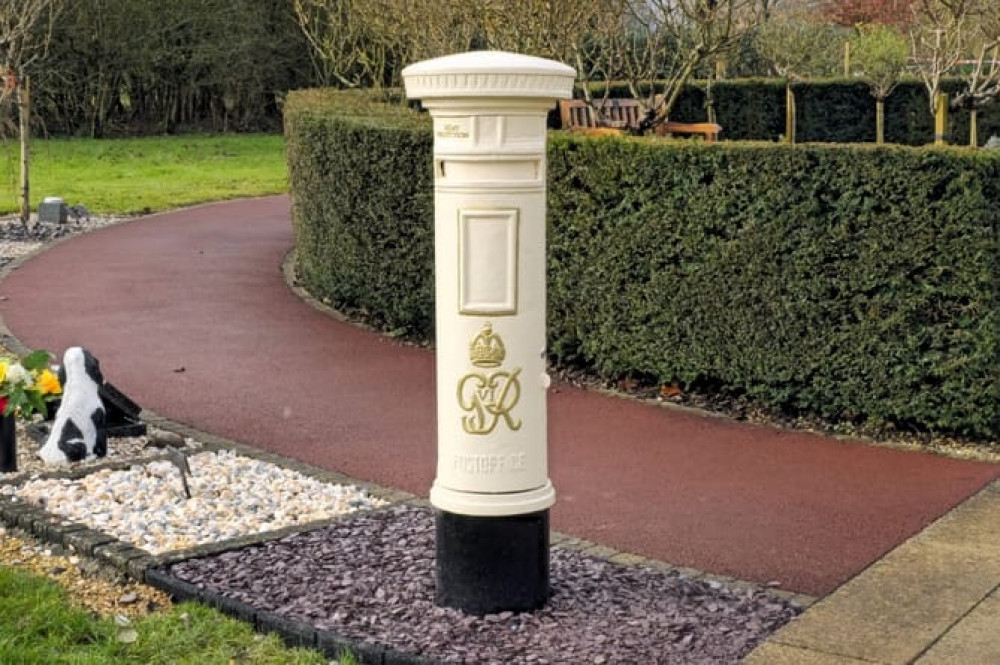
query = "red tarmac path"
(2, 196, 997, 597)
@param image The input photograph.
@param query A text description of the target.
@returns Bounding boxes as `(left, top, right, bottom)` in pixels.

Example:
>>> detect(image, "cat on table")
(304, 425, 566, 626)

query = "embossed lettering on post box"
(435, 118, 471, 140)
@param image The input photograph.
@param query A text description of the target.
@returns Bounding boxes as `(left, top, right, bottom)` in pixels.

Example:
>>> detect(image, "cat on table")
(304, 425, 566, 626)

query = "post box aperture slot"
(439, 159, 540, 184)
(458, 209, 519, 316)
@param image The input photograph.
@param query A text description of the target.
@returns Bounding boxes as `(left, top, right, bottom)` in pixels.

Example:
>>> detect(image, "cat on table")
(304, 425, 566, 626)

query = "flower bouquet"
(0, 350, 62, 472)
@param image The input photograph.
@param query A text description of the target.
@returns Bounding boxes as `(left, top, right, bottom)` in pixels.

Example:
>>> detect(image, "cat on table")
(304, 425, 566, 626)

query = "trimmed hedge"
(594, 78, 1000, 146)
(285, 90, 1000, 438)
(285, 90, 435, 335)
(548, 138, 1000, 437)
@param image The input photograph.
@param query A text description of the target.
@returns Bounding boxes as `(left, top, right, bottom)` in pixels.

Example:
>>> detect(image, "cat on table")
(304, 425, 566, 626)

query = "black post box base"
(435, 508, 550, 615)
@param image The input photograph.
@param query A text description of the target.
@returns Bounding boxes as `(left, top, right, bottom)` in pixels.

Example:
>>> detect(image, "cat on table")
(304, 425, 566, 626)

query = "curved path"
(2, 196, 996, 597)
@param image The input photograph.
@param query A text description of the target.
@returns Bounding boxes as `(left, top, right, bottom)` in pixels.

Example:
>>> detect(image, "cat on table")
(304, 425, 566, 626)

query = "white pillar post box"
(403, 51, 574, 614)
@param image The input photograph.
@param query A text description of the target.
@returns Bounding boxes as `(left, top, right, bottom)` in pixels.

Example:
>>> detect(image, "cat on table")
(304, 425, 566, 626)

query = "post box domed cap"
(403, 50, 576, 100)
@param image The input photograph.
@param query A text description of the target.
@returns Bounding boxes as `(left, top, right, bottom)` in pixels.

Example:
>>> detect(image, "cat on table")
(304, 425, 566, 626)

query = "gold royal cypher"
(457, 322, 522, 435)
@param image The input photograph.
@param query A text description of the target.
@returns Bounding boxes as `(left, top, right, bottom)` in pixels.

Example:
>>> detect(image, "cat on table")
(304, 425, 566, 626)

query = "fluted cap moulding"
(402, 50, 575, 100)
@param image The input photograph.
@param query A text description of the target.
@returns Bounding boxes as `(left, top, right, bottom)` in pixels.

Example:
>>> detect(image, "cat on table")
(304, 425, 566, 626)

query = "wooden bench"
(558, 98, 721, 142)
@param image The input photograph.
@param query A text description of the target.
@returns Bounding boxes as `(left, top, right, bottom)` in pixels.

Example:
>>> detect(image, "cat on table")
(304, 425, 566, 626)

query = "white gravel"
(0, 422, 203, 482)
(0, 213, 131, 270)
(3, 450, 387, 554)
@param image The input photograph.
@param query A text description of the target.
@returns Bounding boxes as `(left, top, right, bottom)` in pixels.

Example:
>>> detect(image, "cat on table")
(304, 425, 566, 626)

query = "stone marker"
(37, 197, 67, 224)
(403, 51, 575, 614)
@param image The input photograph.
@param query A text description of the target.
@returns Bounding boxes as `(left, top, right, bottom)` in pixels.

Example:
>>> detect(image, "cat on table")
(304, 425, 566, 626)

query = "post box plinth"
(403, 50, 574, 615)
(435, 510, 549, 614)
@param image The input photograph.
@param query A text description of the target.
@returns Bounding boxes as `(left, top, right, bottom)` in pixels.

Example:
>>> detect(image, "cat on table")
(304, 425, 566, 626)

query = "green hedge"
(593, 78, 1000, 146)
(285, 90, 1000, 438)
(285, 90, 435, 334)
(548, 138, 1000, 437)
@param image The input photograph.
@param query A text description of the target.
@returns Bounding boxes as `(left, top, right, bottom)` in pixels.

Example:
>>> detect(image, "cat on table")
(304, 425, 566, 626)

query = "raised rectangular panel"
(504, 116, 545, 143)
(476, 116, 502, 147)
(458, 209, 519, 315)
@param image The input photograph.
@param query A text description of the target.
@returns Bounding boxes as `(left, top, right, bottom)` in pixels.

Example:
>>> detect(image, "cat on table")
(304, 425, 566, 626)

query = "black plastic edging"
(144, 567, 204, 603)
(255, 610, 317, 649)
(199, 587, 258, 626)
(142, 565, 441, 665)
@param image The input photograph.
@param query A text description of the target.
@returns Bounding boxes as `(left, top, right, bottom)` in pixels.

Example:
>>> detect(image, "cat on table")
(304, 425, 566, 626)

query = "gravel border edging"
(0, 459, 407, 578)
(0, 463, 436, 664)
(0, 436, 815, 664)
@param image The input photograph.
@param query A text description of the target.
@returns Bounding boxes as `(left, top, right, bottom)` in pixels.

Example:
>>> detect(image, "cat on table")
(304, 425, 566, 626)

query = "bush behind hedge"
(594, 78, 1000, 146)
(285, 90, 1000, 438)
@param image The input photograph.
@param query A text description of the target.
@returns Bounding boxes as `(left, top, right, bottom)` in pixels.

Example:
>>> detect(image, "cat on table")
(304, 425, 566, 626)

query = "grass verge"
(0, 134, 288, 215)
(0, 567, 350, 664)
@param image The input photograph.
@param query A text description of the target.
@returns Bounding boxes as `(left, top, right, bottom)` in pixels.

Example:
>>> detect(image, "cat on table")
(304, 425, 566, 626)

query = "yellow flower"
(0, 361, 7, 385)
(36, 369, 62, 396)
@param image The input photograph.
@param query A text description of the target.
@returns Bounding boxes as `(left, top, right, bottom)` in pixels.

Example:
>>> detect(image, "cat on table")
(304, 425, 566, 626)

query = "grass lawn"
(0, 134, 288, 215)
(0, 567, 351, 665)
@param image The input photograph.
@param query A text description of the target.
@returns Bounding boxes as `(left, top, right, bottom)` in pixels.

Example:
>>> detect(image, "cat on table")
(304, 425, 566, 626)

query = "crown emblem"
(469, 323, 506, 368)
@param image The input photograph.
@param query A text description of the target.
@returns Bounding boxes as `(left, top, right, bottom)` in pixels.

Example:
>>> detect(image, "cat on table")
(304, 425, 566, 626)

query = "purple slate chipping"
(167, 505, 799, 664)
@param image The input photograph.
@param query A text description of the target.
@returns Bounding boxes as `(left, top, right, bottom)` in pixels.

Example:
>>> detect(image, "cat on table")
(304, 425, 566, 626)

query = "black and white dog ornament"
(38, 347, 107, 464)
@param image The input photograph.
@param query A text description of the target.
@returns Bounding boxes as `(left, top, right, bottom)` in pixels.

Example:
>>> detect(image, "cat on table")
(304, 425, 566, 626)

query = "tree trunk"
(715, 57, 727, 80)
(843, 41, 851, 76)
(970, 108, 978, 148)
(876, 99, 885, 145)
(785, 84, 796, 145)
(18, 75, 30, 224)
(934, 93, 948, 146)
(653, 59, 699, 128)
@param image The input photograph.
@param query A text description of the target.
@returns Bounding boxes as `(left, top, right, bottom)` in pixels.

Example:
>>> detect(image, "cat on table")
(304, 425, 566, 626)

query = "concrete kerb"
(745, 478, 1000, 665)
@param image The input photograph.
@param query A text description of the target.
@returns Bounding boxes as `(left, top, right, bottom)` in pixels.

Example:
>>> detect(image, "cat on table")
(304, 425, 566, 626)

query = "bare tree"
(0, 0, 62, 221)
(611, 0, 770, 131)
(473, 0, 623, 62)
(0, 0, 60, 81)
(950, 0, 1000, 145)
(292, 0, 378, 88)
(294, 0, 626, 97)
(755, 8, 840, 142)
(908, 0, 969, 121)
(467, 0, 626, 111)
